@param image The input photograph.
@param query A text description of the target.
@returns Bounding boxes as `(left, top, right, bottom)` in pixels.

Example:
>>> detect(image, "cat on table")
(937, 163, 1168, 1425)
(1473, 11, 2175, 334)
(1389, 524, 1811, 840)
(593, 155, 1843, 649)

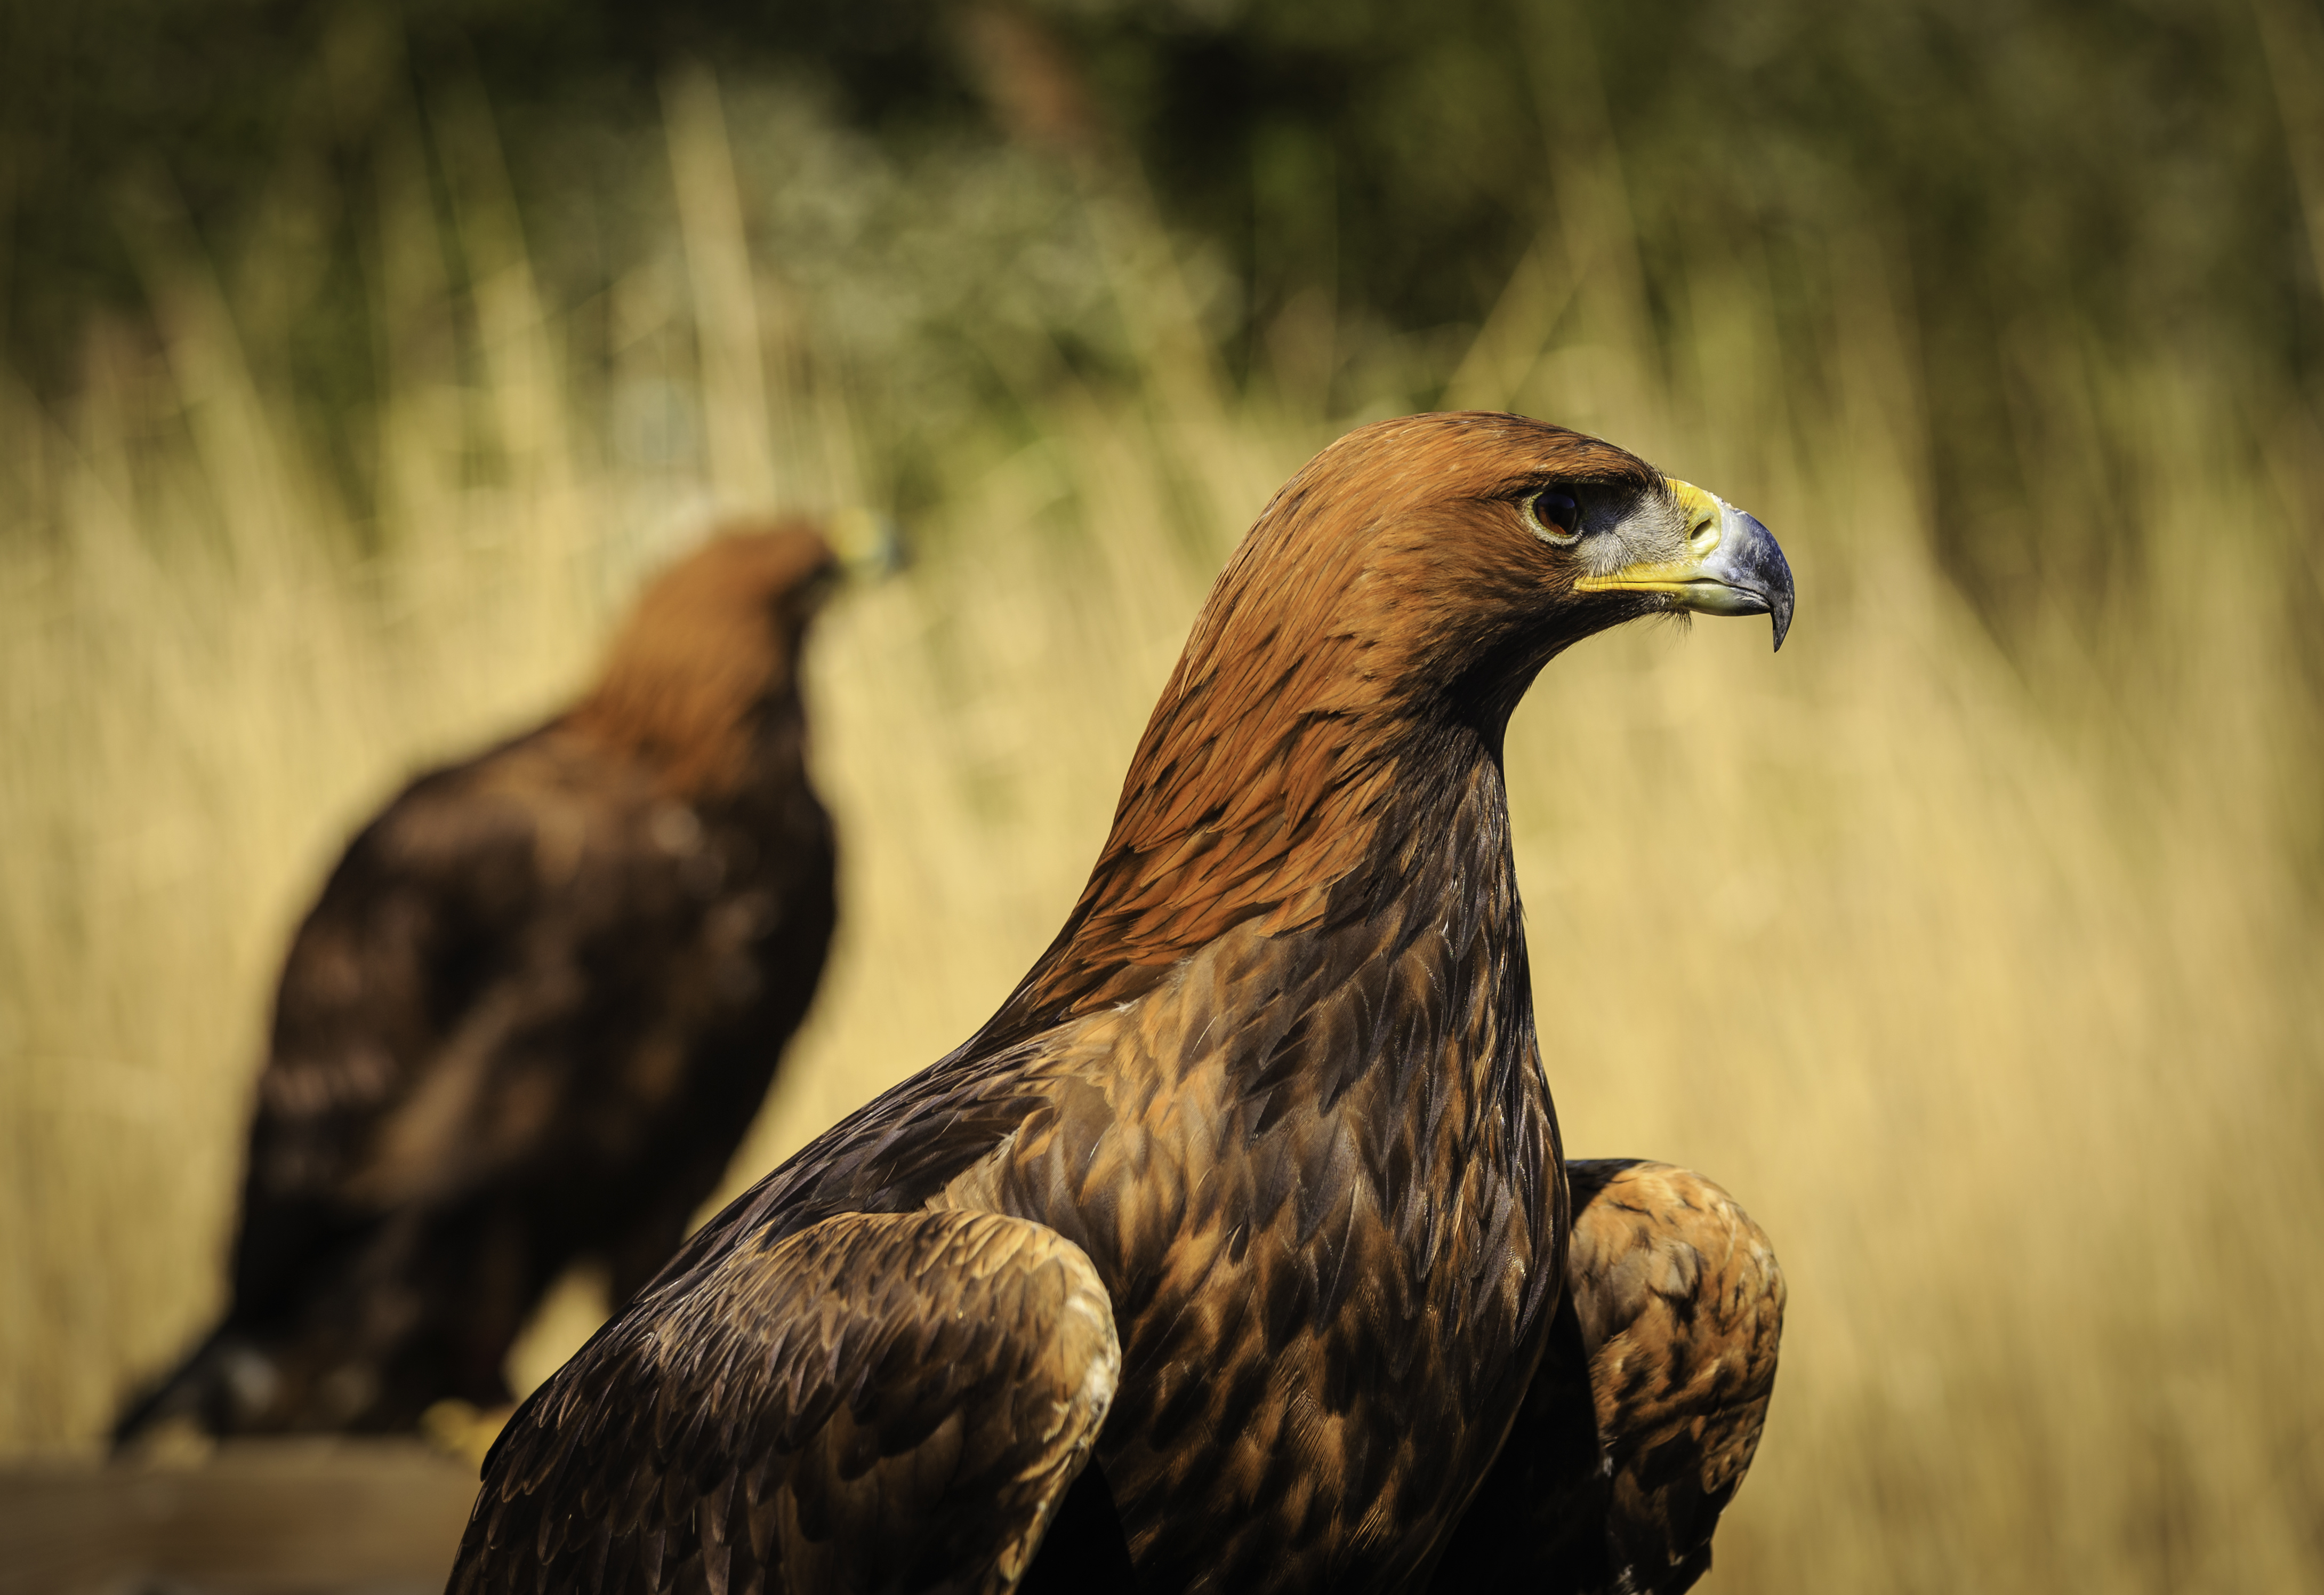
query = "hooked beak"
(1575, 478, 1795, 651)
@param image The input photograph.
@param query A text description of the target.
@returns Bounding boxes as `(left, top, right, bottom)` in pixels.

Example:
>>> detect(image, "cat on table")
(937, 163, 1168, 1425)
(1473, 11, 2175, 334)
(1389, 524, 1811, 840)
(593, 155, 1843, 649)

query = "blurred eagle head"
(567, 521, 840, 798)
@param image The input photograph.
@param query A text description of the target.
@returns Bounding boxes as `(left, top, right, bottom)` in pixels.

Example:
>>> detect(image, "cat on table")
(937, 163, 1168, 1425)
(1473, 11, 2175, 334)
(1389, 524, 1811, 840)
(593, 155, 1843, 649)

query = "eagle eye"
(1524, 487, 1583, 543)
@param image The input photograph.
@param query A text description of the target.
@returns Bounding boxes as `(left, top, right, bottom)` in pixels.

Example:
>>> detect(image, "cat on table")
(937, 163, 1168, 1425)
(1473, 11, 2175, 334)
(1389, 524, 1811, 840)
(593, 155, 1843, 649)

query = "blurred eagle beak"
(1575, 478, 1796, 650)
(828, 506, 912, 582)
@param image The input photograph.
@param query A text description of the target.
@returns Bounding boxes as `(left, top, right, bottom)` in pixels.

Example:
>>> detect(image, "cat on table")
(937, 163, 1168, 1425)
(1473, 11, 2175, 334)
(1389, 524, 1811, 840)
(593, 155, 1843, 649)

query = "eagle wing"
(451, 1209, 1121, 1595)
(230, 731, 631, 1302)
(1427, 1159, 1785, 1593)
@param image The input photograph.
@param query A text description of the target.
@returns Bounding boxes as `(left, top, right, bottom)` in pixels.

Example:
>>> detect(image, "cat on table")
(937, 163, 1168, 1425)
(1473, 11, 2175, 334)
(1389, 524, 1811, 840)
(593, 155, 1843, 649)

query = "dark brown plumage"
(114, 524, 841, 1444)
(1429, 1161, 1786, 1593)
(450, 413, 1793, 1593)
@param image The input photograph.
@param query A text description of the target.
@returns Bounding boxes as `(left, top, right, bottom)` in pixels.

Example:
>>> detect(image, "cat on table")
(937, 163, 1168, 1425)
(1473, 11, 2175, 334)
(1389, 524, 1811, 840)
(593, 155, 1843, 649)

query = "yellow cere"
(1664, 477, 1724, 555)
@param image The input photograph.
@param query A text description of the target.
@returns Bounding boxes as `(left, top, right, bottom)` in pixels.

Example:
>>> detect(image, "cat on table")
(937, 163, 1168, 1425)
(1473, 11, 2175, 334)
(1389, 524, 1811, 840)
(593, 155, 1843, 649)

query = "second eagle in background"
(114, 523, 842, 1448)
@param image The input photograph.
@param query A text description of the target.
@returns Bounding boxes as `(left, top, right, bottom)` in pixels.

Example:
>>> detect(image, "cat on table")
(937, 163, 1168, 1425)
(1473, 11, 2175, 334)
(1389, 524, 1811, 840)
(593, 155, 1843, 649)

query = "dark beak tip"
(1743, 512, 1794, 654)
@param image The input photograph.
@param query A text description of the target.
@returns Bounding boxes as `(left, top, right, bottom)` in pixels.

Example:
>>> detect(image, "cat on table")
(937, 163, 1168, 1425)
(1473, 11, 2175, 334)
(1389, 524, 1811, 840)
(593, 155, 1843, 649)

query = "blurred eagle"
(452, 415, 1792, 1594)
(114, 524, 842, 1444)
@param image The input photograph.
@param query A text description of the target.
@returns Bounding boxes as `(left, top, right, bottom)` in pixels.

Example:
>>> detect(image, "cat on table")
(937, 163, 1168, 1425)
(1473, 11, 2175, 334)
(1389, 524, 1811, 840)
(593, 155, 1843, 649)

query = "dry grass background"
(4, 60, 2322, 1593)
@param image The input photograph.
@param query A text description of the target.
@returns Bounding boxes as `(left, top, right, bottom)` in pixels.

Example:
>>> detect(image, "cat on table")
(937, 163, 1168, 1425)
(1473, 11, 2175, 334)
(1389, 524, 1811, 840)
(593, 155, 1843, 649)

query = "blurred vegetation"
(4, 1, 2324, 1590)
(7, 0, 2321, 634)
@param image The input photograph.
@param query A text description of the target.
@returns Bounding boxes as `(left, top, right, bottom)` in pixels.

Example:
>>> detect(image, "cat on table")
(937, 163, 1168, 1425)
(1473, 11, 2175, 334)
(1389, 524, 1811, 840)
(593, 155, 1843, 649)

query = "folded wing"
(453, 1209, 1122, 1595)
(1428, 1159, 1785, 1593)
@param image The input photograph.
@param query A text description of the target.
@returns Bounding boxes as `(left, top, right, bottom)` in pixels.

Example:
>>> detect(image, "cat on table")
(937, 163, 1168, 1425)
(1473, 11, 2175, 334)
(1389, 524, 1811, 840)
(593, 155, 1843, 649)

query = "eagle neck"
(984, 684, 1535, 1076)
(1293, 717, 1542, 1120)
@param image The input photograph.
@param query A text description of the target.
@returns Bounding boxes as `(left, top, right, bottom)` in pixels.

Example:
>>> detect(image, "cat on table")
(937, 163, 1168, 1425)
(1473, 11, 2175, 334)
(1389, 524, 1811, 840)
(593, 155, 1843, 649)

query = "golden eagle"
(451, 416, 1791, 1592)
(115, 525, 841, 1443)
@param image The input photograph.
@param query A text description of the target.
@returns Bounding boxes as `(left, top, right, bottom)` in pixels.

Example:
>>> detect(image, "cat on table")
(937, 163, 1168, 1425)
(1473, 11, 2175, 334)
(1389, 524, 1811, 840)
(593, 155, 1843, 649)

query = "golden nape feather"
(449, 413, 1795, 1594)
(113, 524, 841, 1448)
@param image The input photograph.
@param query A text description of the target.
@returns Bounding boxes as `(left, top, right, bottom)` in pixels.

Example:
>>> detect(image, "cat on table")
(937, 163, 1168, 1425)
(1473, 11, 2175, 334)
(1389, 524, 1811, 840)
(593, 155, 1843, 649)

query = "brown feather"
(1428, 1160, 1787, 1593)
(458, 1211, 1119, 1595)
(566, 524, 837, 798)
(114, 524, 840, 1444)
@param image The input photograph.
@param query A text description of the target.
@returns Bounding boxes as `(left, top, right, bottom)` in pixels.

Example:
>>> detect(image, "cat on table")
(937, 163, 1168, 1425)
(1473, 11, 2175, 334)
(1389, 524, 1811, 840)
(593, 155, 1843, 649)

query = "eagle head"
(1184, 411, 1794, 737)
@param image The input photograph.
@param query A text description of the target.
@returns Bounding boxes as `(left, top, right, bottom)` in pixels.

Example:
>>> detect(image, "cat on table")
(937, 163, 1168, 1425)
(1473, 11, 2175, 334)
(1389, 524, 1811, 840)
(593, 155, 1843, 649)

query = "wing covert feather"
(1567, 1159, 1783, 1588)
(1427, 1159, 1784, 1594)
(452, 1209, 1121, 1595)
(248, 749, 564, 1209)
